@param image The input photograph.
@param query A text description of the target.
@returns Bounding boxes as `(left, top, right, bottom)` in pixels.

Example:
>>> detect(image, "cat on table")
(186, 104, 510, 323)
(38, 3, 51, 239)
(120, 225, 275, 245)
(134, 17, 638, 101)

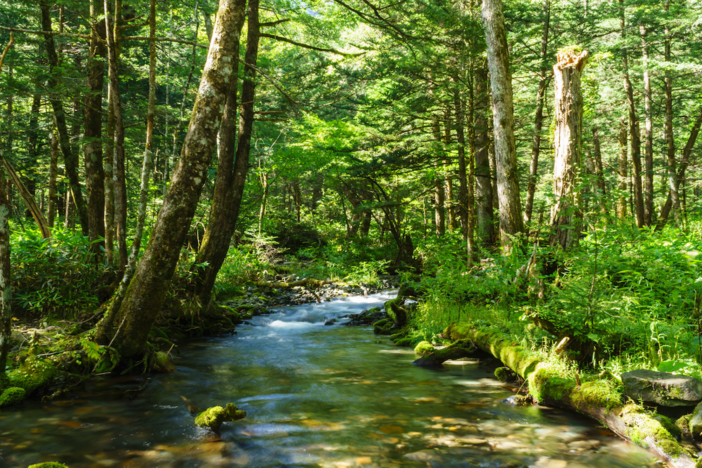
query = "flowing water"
(1, 292, 660, 468)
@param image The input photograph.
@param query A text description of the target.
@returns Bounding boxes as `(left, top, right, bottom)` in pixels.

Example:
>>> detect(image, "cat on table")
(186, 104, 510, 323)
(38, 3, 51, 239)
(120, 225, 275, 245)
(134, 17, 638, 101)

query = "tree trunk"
(0, 39, 12, 377)
(474, 62, 495, 245)
(455, 87, 474, 258)
(662, 0, 679, 223)
(104, 85, 116, 265)
(444, 107, 456, 232)
(40, 1, 89, 236)
(481, 0, 524, 250)
(640, 25, 654, 226)
(105, 0, 128, 273)
(524, 0, 550, 224)
(620, 0, 644, 228)
(48, 123, 58, 228)
(191, 0, 250, 306)
(617, 117, 628, 219)
(550, 49, 588, 251)
(96, 0, 249, 359)
(26, 94, 41, 197)
(84, 0, 106, 255)
(656, 106, 702, 230)
(590, 128, 608, 215)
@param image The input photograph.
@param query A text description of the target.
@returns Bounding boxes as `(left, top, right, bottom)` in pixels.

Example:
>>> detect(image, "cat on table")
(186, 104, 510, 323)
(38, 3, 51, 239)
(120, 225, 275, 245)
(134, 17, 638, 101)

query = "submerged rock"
(621, 369, 702, 406)
(502, 394, 532, 406)
(194, 403, 246, 431)
(0, 387, 25, 407)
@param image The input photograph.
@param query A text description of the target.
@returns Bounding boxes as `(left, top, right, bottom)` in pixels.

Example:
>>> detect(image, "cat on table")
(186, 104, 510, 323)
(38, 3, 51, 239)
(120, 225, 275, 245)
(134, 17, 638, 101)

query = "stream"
(1, 292, 659, 468)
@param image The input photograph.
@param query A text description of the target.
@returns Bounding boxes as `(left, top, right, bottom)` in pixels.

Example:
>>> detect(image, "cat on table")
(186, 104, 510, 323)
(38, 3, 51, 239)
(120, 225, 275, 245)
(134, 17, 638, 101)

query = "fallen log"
(412, 339, 482, 367)
(444, 322, 697, 468)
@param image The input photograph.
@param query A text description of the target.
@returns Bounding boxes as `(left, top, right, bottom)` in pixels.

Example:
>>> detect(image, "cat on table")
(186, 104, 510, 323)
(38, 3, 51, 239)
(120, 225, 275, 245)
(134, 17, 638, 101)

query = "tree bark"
(192, 0, 249, 306)
(39, 1, 89, 236)
(84, 0, 106, 255)
(0, 37, 13, 377)
(617, 118, 628, 219)
(104, 85, 115, 264)
(26, 94, 41, 197)
(620, 0, 644, 228)
(640, 25, 654, 226)
(550, 49, 588, 251)
(656, 106, 702, 230)
(455, 87, 474, 259)
(481, 0, 524, 250)
(96, 0, 248, 358)
(105, 0, 128, 273)
(662, 0, 679, 223)
(474, 62, 494, 245)
(47, 123, 58, 228)
(444, 107, 456, 232)
(524, 0, 550, 224)
(590, 128, 608, 215)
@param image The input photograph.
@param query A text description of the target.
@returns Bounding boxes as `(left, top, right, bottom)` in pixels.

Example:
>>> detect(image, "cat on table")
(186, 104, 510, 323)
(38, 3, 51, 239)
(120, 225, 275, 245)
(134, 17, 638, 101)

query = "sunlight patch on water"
(268, 320, 323, 329)
(378, 349, 415, 354)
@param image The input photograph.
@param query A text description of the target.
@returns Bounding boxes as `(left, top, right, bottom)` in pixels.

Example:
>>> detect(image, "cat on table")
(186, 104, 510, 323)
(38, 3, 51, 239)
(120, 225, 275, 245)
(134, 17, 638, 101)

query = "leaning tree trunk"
(550, 49, 588, 251)
(481, 0, 524, 251)
(96, 0, 248, 359)
(40, 1, 89, 236)
(474, 61, 495, 245)
(617, 118, 628, 219)
(524, 0, 550, 224)
(191, 0, 249, 306)
(84, 0, 106, 255)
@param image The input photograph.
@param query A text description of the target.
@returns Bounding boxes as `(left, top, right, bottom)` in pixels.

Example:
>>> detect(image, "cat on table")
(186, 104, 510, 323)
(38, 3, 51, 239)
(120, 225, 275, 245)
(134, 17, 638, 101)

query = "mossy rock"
(675, 414, 692, 437)
(195, 403, 246, 431)
(28, 463, 69, 468)
(373, 318, 394, 335)
(620, 403, 684, 458)
(8, 357, 57, 396)
(384, 298, 408, 326)
(414, 341, 435, 355)
(152, 352, 176, 373)
(0, 387, 25, 407)
(495, 367, 517, 382)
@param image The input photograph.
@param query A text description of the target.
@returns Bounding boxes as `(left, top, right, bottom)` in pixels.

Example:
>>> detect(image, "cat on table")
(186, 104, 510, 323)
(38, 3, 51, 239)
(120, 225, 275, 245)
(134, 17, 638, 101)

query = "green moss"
(7, 357, 57, 396)
(0, 387, 25, 407)
(384, 298, 408, 326)
(28, 463, 69, 468)
(620, 404, 684, 457)
(414, 341, 435, 355)
(373, 319, 393, 335)
(0, 373, 8, 392)
(495, 367, 516, 382)
(675, 414, 691, 435)
(195, 403, 246, 431)
(153, 352, 175, 373)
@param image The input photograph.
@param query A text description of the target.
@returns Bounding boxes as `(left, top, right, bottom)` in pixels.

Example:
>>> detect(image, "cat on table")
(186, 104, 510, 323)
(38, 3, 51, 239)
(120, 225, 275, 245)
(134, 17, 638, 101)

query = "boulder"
(414, 341, 434, 355)
(195, 403, 246, 431)
(621, 369, 702, 406)
(0, 387, 25, 407)
(689, 401, 702, 438)
(384, 298, 408, 326)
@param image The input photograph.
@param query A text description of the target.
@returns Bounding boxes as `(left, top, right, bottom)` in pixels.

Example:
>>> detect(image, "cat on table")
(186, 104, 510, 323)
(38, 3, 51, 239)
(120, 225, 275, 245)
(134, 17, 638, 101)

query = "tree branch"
(260, 33, 364, 57)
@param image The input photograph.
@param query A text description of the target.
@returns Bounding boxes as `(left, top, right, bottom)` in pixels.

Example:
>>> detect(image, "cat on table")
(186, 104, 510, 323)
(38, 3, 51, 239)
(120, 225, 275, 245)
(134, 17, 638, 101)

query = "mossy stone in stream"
(0, 387, 25, 407)
(373, 318, 394, 335)
(28, 463, 69, 468)
(195, 403, 246, 431)
(495, 367, 517, 382)
(414, 341, 435, 355)
(384, 298, 407, 326)
(152, 352, 176, 373)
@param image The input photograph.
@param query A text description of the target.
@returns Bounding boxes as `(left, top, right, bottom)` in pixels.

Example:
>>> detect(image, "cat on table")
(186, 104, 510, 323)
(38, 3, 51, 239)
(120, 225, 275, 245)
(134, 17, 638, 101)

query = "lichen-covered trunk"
(104, 0, 128, 273)
(640, 25, 654, 227)
(481, 0, 524, 250)
(40, 1, 89, 236)
(617, 118, 628, 219)
(84, 1, 106, 255)
(96, 0, 246, 359)
(590, 128, 608, 216)
(474, 61, 495, 246)
(47, 124, 58, 228)
(524, 0, 550, 224)
(620, 0, 644, 229)
(550, 49, 587, 251)
(192, 0, 248, 306)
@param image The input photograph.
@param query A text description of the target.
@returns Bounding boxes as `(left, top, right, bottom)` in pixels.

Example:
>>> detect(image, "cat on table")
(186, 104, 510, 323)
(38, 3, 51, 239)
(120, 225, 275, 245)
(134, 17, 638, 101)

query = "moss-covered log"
(445, 322, 697, 468)
(412, 339, 481, 367)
